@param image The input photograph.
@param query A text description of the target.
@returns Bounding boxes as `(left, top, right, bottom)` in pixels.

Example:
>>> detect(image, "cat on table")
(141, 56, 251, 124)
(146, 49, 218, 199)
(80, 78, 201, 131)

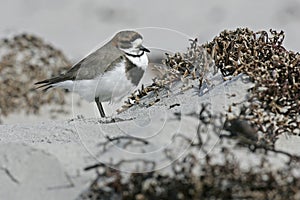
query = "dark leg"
(95, 97, 106, 117)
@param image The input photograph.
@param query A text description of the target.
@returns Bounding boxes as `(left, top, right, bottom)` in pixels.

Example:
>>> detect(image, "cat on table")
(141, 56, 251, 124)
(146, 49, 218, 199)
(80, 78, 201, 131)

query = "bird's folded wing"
(35, 42, 124, 91)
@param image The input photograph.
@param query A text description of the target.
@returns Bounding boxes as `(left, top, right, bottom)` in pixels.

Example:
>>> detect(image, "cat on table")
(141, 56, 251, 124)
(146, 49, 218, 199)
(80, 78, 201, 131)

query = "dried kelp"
(203, 28, 300, 145)
(0, 33, 71, 120)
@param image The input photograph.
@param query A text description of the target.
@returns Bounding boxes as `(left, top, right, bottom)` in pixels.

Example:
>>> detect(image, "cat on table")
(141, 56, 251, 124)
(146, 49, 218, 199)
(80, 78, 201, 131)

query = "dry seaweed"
(0, 33, 71, 121)
(203, 28, 300, 145)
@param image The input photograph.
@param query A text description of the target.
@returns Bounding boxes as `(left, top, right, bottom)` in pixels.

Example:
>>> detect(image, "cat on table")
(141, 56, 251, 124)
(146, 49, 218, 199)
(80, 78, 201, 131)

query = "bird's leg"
(95, 97, 106, 117)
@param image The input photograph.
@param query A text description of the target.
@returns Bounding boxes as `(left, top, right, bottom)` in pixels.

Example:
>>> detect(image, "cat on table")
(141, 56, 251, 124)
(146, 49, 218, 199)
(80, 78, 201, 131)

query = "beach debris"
(203, 28, 300, 145)
(0, 33, 71, 120)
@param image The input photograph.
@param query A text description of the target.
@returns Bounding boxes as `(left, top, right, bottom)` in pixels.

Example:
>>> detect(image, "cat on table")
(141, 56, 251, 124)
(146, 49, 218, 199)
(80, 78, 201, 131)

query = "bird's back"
(64, 41, 124, 81)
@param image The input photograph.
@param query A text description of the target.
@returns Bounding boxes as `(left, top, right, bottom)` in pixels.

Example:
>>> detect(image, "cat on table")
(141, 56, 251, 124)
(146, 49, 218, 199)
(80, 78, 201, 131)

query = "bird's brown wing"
(35, 42, 124, 91)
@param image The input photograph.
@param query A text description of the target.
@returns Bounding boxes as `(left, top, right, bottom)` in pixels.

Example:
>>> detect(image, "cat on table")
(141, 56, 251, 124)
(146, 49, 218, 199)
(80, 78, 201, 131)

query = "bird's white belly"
(53, 61, 136, 102)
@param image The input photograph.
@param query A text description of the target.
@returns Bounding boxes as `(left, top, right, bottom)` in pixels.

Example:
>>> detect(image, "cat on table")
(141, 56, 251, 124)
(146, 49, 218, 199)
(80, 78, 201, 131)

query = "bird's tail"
(35, 76, 65, 91)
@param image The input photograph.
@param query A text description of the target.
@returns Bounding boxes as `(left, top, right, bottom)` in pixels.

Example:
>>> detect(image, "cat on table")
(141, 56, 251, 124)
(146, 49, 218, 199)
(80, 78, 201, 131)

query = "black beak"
(140, 45, 150, 53)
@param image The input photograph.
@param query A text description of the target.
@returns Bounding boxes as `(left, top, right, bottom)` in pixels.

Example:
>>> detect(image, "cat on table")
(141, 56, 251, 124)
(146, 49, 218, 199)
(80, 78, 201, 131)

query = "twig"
(106, 135, 149, 145)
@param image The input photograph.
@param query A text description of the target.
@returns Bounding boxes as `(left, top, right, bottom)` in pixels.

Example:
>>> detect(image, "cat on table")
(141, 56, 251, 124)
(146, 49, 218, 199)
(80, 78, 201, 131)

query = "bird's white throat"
(125, 51, 148, 71)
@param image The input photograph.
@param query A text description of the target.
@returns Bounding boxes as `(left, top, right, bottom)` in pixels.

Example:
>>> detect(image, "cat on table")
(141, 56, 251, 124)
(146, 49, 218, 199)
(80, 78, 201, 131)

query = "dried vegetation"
(0, 33, 71, 121)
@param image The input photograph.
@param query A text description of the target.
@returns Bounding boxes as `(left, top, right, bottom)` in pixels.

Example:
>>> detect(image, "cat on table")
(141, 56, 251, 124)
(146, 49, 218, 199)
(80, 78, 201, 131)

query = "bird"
(35, 30, 150, 117)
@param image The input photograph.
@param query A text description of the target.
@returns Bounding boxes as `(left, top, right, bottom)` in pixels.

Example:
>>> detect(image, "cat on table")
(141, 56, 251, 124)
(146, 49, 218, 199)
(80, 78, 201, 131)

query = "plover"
(35, 30, 150, 117)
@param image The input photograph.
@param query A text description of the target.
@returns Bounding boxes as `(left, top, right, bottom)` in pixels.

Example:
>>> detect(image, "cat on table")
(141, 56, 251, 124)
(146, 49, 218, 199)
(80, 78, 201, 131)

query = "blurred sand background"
(1, 0, 300, 60)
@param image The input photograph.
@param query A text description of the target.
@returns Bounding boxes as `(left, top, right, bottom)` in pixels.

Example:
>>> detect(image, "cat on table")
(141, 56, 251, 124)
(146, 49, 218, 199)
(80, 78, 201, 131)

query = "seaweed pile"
(0, 33, 71, 121)
(80, 155, 299, 200)
(203, 28, 300, 145)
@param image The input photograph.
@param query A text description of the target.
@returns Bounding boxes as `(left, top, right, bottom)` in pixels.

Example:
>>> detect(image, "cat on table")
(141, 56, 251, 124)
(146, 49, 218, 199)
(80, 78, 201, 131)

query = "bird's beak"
(140, 45, 150, 53)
